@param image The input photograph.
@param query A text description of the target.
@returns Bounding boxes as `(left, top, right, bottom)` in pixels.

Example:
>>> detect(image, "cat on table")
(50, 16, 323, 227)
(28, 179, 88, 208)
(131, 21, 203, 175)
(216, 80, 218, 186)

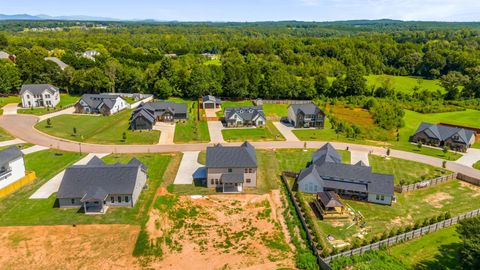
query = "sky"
(2, 0, 480, 22)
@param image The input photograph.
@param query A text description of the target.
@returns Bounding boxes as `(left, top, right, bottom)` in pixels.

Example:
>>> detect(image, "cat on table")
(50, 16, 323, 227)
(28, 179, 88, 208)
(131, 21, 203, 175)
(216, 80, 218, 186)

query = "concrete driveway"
(38, 106, 75, 121)
(350, 150, 370, 166)
(272, 122, 300, 142)
(205, 108, 220, 118)
(2, 103, 18, 115)
(173, 151, 204, 185)
(153, 122, 176, 145)
(454, 148, 480, 167)
(21, 145, 49, 155)
(207, 121, 225, 143)
(29, 153, 108, 199)
(0, 138, 25, 147)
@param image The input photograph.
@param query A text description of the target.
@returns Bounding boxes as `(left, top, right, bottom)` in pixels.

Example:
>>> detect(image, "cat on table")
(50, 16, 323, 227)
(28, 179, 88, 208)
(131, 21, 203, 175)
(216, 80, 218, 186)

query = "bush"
(295, 250, 319, 270)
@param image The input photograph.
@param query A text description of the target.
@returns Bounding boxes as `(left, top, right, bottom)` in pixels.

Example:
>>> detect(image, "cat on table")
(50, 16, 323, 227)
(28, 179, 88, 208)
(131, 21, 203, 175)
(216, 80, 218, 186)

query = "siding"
(0, 157, 26, 190)
(207, 167, 257, 188)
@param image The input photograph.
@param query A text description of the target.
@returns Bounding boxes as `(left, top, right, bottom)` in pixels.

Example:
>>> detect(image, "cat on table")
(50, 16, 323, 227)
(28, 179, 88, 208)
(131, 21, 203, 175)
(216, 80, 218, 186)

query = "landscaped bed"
(222, 121, 285, 142)
(35, 109, 160, 145)
(17, 94, 80, 116)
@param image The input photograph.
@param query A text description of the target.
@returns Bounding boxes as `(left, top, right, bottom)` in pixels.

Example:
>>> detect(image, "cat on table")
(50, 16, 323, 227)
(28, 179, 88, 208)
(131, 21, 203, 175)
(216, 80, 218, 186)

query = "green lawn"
(262, 104, 289, 118)
(222, 121, 285, 142)
(170, 98, 210, 143)
(314, 180, 480, 243)
(365, 75, 444, 94)
(18, 94, 80, 115)
(369, 155, 450, 185)
(0, 96, 21, 108)
(275, 148, 351, 173)
(0, 151, 175, 226)
(216, 100, 254, 117)
(474, 161, 480, 170)
(0, 127, 14, 142)
(389, 226, 462, 270)
(35, 109, 160, 145)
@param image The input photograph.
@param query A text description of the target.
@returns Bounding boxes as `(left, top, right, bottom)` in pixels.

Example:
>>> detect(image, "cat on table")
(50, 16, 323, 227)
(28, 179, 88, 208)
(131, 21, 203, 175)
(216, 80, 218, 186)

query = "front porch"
(222, 182, 243, 193)
(83, 201, 109, 215)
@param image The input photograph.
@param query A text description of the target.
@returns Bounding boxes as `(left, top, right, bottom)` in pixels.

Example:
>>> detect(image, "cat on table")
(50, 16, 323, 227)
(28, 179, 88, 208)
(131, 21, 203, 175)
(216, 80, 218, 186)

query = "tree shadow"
(415, 242, 463, 270)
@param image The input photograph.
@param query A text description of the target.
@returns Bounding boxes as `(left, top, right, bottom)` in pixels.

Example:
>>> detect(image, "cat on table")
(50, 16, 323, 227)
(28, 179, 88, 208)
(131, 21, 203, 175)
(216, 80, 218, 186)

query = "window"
(125, 196, 129, 203)
(228, 168, 232, 173)
(26, 94, 30, 98)
(45, 94, 50, 98)
(71, 199, 75, 204)
(118, 196, 122, 203)
(381, 195, 385, 201)
(249, 168, 253, 173)
(111, 197, 114, 203)
(376, 195, 380, 200)
(210, 179, 214, 185)
(215, 179, 219, 185)
(246, 179, 251, 183)
(245, 168, 248, 173)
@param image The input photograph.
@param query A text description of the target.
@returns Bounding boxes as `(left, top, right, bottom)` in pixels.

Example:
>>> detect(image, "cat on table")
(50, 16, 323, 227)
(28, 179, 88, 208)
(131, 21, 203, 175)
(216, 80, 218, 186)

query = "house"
(288, 103, 325, 128)
(205, 142, 257, 193)
(312, 191, 348, 219)
(20, 84, 60, 108)
(45, 57, 68, 71)
(75, 94, 128, 116)
(57, 157, 147, 214)
(224, 106, 266, 127)
(297, 143, 394, 205)
(0, 146, 26, 191)
(130, 101, 188, 130)
(82, 50, 100, 61)
(410, 122, 476, 152)
(202, 95, 221, 109)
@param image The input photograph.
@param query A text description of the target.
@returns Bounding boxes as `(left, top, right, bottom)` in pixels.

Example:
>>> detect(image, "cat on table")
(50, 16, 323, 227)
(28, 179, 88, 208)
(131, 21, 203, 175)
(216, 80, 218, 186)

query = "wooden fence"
(394, 173, 457, 193)
(280, 172, 332, 270)
(254, 99, 313, 105)
(457, 173, 480, 186)
(324, 208, 480, 263)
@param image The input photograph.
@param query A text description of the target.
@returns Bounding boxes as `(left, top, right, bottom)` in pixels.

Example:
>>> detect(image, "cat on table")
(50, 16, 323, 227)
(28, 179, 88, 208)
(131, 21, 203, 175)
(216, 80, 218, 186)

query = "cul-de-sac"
(0, 4, 480, 270)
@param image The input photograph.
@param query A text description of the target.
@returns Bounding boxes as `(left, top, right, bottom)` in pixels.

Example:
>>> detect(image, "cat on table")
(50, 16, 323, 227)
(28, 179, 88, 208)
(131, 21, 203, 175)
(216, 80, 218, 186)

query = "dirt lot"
(0, 224, 140, 270)
(146, 191, 295, 270)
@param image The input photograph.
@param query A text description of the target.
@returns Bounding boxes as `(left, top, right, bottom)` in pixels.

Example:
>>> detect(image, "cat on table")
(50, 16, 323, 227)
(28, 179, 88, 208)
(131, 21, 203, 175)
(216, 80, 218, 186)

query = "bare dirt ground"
(146, 192, 295, 270)
(423, 192, 453, 208)
(0, 224, 140, 270)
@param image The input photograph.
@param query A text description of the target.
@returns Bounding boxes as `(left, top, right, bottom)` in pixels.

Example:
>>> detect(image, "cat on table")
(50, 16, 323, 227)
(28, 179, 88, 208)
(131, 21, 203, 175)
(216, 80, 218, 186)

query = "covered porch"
(221, 173, 244, 193)
(80, 188, 109, 215)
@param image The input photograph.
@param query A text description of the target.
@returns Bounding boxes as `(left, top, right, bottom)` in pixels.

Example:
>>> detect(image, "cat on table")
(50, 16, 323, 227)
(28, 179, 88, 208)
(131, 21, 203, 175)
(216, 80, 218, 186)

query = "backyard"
(222, 121, 285, 142)
(17, 94, 80, 115)
(215, 100, 254, 117)
(170, 98, 210, 143)
(35, 109, 160, 144)
(0, 151, 177, 226)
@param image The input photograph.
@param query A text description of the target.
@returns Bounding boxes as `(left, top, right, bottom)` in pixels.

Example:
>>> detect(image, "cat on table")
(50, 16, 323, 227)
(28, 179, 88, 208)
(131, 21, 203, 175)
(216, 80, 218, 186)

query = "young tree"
(122, 132, 127, 142)
(46, 118, 51, 127)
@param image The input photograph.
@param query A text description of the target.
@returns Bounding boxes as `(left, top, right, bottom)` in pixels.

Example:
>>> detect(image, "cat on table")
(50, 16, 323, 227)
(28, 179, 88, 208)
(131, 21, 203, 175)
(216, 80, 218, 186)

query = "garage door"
(204, 102, 214, 109)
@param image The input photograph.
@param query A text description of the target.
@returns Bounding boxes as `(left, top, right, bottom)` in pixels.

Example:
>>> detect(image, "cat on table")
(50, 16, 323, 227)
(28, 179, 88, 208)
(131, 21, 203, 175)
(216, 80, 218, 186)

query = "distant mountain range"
(0, 14, 124, 22)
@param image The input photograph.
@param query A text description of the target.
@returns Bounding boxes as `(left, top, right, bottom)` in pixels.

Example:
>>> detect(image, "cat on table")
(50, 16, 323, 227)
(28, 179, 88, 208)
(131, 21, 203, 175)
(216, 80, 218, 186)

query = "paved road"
(2, 103, 18, 115)
(1, 114, 480, 179)
(272, 122, 300, 142)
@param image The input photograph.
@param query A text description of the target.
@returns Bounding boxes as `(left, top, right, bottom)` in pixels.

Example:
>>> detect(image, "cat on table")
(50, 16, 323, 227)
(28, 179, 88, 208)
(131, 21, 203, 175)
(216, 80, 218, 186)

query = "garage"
(203, 101, 215, 109)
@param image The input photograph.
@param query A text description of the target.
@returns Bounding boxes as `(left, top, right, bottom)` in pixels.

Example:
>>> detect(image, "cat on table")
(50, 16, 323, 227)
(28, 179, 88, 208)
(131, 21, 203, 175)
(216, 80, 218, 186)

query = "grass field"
(327, 104, 375, 127)
(474, 161, 480, 170)
(314, 180, 480, 243)
(369, 155, 450, 185)
(0, 127, 13, 142)
(365, 75, 444, 94)
(0, 96, 21, 108)
(222, 121, 285, 142)
(389, 226, 462, 270)
(0, 151, 176, 226)
(170, 98, 210, 143)
(18, 94, 80, 115)
(35, 109, 160, 145)
(262, 103, 289, 118)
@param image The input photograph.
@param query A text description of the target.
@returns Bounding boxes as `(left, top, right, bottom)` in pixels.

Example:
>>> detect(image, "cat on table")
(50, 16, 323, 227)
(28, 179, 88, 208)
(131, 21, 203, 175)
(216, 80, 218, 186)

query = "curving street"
(1, 113, 479, 179)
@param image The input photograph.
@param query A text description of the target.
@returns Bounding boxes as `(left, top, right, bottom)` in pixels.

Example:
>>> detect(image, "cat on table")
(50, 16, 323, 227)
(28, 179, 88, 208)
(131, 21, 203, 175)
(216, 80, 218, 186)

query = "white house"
(82, 50, 100, 61)
(0, 146, 26, 191)
(20, 84, 61, 108)
(75, 94, 128, 116)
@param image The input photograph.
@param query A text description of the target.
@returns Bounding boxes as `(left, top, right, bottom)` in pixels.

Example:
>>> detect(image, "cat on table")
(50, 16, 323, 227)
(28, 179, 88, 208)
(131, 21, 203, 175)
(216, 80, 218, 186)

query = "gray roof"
(202, 95, 221, 104)
(0, 146, 23, 168)
(317, 191, 344, 208)
(45, 57, 68, 70)
(355, 161, 367, 166)
(221, 173, 245, 183)
(20, 84, 59, 95)
(414, 122, 475, 144)
(224, 106, 265, 122)
(131, 108, 156, 124)
(78, 94, 123, 110)
(140, 101, 187, 115)
(289, 103, 324, 116)
(57, 158, 147, 199)
(312, 143, 342, 164)
(206, 142, 257, 168)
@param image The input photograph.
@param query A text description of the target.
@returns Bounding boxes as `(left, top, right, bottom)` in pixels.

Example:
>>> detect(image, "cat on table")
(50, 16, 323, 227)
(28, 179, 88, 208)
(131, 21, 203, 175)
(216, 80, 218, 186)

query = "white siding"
(367, 193, 392, 205)
(297, 174, 323, 194)
(287, 106, 297, 126)
(0, 157, 26, 190)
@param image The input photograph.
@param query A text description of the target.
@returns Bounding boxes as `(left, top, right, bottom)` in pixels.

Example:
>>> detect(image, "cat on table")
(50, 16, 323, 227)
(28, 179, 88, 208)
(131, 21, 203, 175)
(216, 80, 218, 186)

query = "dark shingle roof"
(414, 122, 475, 144)
(221, 173, 245, 183)
(78, 94, 123, 110)
(312, 143, 342, 164)
(202, 95, 221, 104)
(57, 158, 147, 199)
(224, 106, 265, 122)
(20, 84, 59, 95)
(317, 191, 344, 208)
(206, 142, 257, 168)
(0, 146, 23, 168)
(140, 101, 187, 115)
(289, 103, 324, 116)
(87, 156, 105, 166)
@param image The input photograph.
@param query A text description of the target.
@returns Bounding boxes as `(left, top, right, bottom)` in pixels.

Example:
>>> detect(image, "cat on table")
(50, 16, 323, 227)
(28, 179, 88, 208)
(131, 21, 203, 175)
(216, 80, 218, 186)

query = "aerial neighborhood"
(0, 13, 479, 270)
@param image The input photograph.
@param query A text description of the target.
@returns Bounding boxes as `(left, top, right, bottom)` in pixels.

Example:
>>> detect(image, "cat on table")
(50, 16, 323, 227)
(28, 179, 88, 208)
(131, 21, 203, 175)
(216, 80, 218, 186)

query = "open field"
(389, 226, 462, 270)
(365, 75, 444, 94)
(0, 151, 176, 226)
(0, 224, 140, 269)
(170, 98, 210, 143)
(263, 103, 289, 118)
(35, 109, 160, 145)
(0, 96, 21, 108)
(313, 180, 480, 244)
(18, 94, 80, 115)
(369, 155, 450, 185)
(222, 121, 285, 142)
(327, 104, 375, 127)
(142, 193, 294, 269)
